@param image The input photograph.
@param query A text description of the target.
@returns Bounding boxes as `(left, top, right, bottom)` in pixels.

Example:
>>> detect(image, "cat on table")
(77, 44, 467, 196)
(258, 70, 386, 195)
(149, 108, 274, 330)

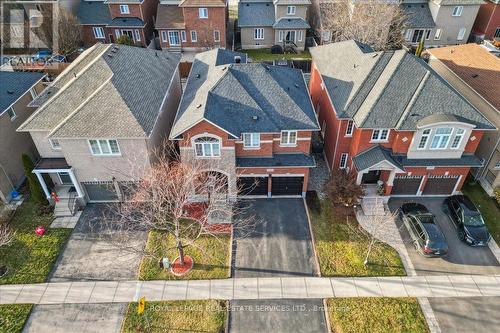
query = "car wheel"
(458, 230, 466, 241)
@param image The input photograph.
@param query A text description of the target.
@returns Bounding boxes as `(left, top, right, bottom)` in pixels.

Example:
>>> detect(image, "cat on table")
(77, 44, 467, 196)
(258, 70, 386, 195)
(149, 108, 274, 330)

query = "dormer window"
(287, 6, 296, 15)
(119, 5, 129, 14)
(371, 129, 389, 142)
(194, 137, 220, 157)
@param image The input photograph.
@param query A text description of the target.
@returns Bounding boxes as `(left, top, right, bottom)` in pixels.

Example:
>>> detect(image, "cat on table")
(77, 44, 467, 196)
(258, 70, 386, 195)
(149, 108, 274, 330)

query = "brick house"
(471, 0, 500, 41)
(309, 40, 495, 200)
(156, 0, 227, 51)
(169, 48, 319, 199)
(76, 0, 159, 47)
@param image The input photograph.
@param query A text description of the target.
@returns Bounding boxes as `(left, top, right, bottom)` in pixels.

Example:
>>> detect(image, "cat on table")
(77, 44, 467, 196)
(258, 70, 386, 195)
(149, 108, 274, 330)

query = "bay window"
(418, 129, 431, 149)
(194, 137, 220, 157)
(451, 128, 465, 149)
(430, 128, 452, 149)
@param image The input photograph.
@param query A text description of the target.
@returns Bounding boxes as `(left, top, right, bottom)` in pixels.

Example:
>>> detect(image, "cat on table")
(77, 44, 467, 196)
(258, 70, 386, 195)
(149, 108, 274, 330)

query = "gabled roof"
(76, 0, 112, 25)
(310, 40, 495, 130)
(352, 145, 404, 172)
(0, 71, 45, 114)
(18, 44, 181, 138)
(156, 4, 185, 29)
(170, 48, 318, 139)
(401, 3, 435, 29)
(273, 17, 310, 29)
(238, 1, 275, 27)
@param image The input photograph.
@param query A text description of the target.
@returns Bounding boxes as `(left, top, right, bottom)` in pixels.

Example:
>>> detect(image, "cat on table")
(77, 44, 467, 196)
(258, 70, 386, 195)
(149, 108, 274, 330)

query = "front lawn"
(242, 49, 312, 62)
(139, 229, 231, 280)
(326, 298, 429, 333)
(0, 201, 71, 285)
(121, 300, 226, 333)
(0, 304, 33, 333)
(462, 182, 500, 243)
(309, 201, 405, 277)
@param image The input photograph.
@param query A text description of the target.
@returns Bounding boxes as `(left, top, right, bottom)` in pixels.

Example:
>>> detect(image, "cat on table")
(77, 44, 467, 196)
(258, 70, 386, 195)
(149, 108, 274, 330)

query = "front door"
(361, 170, 381, 184)
(285, 31, 296, 43)
(168, 31, 180, 46)
(58, 172, 72, 185)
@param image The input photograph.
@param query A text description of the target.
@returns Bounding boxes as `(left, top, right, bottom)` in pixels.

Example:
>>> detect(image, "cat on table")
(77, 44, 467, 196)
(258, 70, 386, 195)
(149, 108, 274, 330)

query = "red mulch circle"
(183, 203, 232, 234)
(170, 255, 194, 276)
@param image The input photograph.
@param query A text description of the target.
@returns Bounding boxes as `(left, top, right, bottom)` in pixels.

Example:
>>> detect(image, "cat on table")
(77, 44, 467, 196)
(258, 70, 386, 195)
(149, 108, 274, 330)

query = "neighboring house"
(309, 40, 495, 200)
(428, 44, 500, 196)
(402, 0, 483, 47)
(169, 48, 319, 199)
(17, 44, 181, 214)
(238, 0, 311, 51)
(471, 0, 500, 41)
(76, 0, 159, 47)
(0, 71, 45, 203)
(156, 0, 227, 51)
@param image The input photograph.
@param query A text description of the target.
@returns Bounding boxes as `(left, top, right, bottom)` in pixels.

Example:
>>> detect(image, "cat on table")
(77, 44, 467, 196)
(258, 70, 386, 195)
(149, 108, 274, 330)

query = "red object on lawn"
(170, 255, 194, 276)
(35, 226, 46, 236)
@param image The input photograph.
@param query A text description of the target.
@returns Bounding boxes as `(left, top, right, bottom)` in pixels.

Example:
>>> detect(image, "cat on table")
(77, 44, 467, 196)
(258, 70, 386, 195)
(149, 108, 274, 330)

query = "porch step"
(53, 199, 74, 217)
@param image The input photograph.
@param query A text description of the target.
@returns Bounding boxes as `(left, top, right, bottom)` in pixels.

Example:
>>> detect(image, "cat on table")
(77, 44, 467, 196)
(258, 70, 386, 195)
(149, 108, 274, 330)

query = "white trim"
(190, 30, 197, 42)
(339, 153, 348, 169)
(119, 4, 130, 14)
(345, 120, 354, 136)
(452, 6, 463, 17)
(93, 26, 105, 39)
(280, 130, 297, 145)
(49, 138, 61, 150)
(1, 76, 45, 117)
(254, 28, 264, 40)
(242, 132, 260, 148)
(198, 7, 208, 18)
(88, 139, 121, 156)
(270, 173, 305, 177)
(370, 128, 390, 142)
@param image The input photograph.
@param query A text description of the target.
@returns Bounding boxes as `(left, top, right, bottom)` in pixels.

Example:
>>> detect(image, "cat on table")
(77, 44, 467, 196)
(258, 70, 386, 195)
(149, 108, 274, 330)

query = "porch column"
(387, 169, 396, 186)
(68, 169, 84, 198)
(356, 171, 365, 185)
(33, 171, 51, 199)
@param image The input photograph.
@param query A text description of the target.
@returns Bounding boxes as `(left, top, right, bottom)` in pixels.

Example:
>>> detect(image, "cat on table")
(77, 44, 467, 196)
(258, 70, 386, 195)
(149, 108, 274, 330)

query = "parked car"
(400, 203, 448, 257)
(443, 195, 491, 246)
(31, 49, 52, 61)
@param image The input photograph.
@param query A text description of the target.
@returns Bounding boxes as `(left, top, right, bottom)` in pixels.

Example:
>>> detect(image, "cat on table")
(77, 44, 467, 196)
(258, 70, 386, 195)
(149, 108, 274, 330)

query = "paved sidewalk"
(2, 275, 500, 305)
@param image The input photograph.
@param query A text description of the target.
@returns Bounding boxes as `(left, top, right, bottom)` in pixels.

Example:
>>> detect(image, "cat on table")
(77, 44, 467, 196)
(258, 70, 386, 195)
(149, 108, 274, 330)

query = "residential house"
(471, 0, 500, 41)
(156, 0, 227, 51)
(428, 44, 500, 196)
(402, 0, 484, 47)
(169, 48, 319, 199)
(309, 41, 495, 204)
(17, 44, 181, 215)
(0, 71, 45, 203)
(238, 0, 311, 51)
(76, 0, 159, 47)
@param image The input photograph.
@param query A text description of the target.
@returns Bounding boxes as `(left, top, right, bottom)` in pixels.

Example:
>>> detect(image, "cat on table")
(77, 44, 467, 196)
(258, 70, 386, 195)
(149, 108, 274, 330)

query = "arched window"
(194, 136, 220, 157)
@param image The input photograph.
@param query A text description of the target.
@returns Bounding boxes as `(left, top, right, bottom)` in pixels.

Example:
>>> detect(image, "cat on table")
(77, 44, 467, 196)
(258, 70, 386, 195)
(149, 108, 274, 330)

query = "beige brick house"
(17, 44, 182, 215)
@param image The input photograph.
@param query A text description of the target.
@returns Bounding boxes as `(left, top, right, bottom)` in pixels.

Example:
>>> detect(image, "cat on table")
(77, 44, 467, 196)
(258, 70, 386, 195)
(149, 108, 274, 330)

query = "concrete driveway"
(230, 199, 327, 333)
(389, 197, 500, 276)
(49, 204, 147, 282)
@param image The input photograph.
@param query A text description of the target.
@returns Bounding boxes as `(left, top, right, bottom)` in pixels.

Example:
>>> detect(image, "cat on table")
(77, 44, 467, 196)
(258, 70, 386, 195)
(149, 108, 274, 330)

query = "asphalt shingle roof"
(273, 17, 310, 29)
(236, 153, 315, 167)
(401, 3, 435, 28)
(170, 49, 318, 139)
(18, 44, 181, 138)
(393, 154, 483, 167)
(238, 1, 275, 27)
(310, 40, 495, 130)
(76, 0, 111, 25)
(0, 71, 45, 114)
(108, 17, 145, 27)
(156, 4, 185, 29)
(352, 145, 404, 171)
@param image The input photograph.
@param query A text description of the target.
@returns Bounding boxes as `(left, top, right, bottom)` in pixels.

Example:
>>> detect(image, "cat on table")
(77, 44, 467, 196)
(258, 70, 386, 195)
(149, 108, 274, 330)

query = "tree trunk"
(177, 239, 185, 266)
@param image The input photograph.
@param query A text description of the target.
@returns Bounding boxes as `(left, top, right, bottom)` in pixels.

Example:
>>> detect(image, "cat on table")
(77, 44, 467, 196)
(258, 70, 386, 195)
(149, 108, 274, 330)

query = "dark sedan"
(444, 195, 491, 246)
(401, 203, 448, 257)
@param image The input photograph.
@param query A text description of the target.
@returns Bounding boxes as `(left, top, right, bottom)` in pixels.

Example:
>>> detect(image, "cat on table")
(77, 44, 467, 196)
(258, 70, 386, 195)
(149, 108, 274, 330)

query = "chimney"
(234, 56, 241, 64)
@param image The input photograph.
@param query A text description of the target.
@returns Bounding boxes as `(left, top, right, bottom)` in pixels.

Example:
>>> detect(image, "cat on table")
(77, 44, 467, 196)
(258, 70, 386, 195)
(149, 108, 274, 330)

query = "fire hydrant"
(35, 225, 45, 236)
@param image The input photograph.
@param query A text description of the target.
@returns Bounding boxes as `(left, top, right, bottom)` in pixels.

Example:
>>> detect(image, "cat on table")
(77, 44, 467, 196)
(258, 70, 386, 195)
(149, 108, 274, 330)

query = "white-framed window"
(134, 29, 141, 42)
(452, 6, 463, 17)
(371, 129, 389, 142)
(93, 27, 105, 39)
(298, 30, 303, 42)
(287, 6, 296, 15)
(119, 4, 129, 14)
(190, 30, 197, 42)
(404, 29, 412, 41)
(181, 30, 187, 42)
(254, 28, 264, 40)
(194, 137, 220, 157)
(88, 139, 120, 156)
(214, 30, 220, 42)
(115, 29, 121, 39)
(430, 128, 452, 149)
(451, 128, 465, 149)
(161, 30, 168, 42)
(339, 153, 348, 169)
(29, 87, 38, 99)
(425, 29, 431, 40)
(278, 30, 283, 42)
(457, 27, 466, 41)
(345, 120, 354, 136)
(243, 133, 260, 148)
(495, 160, 500, 169)
(434, 28, 442, 40)
(417, 129, 431, 149)
(49, 138, 61, 150)
(495, 27, 500, 38)
(6, 107, 16, 121)
(199, 8, 208, 18)
(280, 130, 297, 145)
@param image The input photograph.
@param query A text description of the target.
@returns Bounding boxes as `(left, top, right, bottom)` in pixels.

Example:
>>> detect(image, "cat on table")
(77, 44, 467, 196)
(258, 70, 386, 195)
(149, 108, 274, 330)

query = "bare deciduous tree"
(323, 169, 364, 210)
(318, 0, 407, 50)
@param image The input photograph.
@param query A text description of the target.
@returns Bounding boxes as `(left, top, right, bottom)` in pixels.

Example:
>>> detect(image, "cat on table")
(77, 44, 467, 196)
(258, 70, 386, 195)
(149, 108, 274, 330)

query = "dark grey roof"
(236, 153, 315, 168)
(352, 145, 404, 171)
(238, 1, 275, 27)
(211, 48, 248, 65)
(19, 44, 181, 138)
(273, 17, 310, 29)
(0, 71, 44, 114)
(393, 154, 483, 167)
(34, 158, 70, 170)
(310, 40, 495, 130)
(401, 3, 435, 28)
(416, 114, 473, 127)
(76, 0, 111, 25)
(171, 49, 319, 138)
(108, 17, 145, 27)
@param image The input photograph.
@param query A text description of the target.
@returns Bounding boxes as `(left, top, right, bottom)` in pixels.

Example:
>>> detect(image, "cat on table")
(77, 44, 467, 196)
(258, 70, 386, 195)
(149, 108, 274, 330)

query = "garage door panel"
(238, 177, 268, 196)
(83, 182, 118, 202)
(423, 177, 459, 195)
(271, 177, 303, 196)
(391, 176, 422, 195)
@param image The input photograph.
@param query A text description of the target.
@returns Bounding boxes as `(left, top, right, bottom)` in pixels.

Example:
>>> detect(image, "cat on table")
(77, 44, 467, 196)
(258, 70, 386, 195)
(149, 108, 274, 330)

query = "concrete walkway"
(2, 275, 500, 305)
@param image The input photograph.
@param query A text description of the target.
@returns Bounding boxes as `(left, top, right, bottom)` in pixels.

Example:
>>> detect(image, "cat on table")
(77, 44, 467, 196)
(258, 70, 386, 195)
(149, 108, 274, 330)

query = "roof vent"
(252, 115, 258, 120)
(234, 56, 241, 63)
(264, 65, 270, 71)
(222, 66, 227, 70)
(471, 73, 479, 78)
(294, 83, 299, 88)
(73, 72, 77, 78)
(111, 48, 117, 53)
(107, 53, 113, 58)
(372, 53, 378, 58)
(155, 52, 158, 57)
(7, 90, 14, 95)
(421, 4, 424, 8)
(197, 103, 202, 108)
(196, 73, 201, 78)
(114, 45, 119, 50)
(246, 3, 249, 5)
(353, 64, 358, 68)
(266, 3, 269, 5)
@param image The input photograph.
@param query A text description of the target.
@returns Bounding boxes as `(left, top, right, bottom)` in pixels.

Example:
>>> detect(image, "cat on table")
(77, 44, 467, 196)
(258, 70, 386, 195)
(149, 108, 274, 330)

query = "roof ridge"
(395, 70, 431, 129)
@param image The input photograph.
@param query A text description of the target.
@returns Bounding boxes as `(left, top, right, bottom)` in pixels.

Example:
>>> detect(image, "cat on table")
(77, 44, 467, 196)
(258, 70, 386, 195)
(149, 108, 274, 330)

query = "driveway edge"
(417, 297, 442, 333)
(303, 198, 321, 277)
(487, 238, 500, 264)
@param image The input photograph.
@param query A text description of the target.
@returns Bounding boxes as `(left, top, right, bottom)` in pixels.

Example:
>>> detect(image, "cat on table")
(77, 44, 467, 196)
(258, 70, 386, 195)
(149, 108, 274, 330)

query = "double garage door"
(238, 176, 303, 196)
(391, 175, 459, 196)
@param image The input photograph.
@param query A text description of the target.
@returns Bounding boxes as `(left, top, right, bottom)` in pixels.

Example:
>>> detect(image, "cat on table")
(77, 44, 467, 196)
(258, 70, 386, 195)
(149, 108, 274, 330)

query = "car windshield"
(463, 214, 485, 227)
(418, 214, 434, 224)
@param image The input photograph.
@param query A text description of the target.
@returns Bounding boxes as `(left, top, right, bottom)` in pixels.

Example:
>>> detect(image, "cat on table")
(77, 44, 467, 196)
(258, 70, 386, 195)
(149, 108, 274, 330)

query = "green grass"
(326, 298, 429, 333)
(242, 49, 312, 61)
(309, 202, 406, 277)
(121, 300, 226, 333)
(0, 201, 71, 285)
(139, 228, 231, 280)
(462, 182, 500, 243)
(0, 304, 33, 333)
